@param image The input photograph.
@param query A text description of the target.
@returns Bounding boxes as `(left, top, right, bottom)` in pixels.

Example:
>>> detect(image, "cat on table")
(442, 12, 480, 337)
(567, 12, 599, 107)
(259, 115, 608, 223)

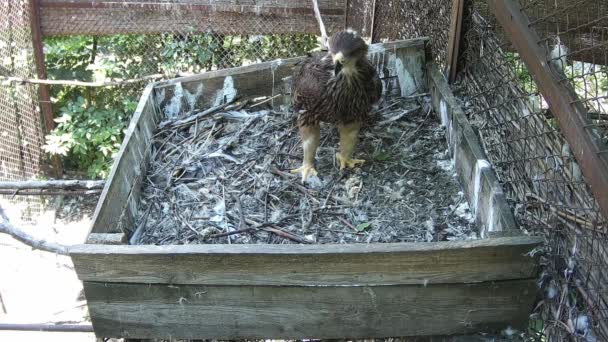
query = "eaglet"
(291, 29, 382, 182)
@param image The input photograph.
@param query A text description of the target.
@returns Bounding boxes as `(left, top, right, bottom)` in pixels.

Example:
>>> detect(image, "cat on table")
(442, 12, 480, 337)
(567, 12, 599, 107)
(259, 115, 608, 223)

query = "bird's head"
(329, 29, 368, 76)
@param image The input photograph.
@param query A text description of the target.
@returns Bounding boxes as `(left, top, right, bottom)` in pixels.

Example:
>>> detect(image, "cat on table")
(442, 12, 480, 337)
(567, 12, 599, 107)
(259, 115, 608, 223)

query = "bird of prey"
(290, 29, 382, 182)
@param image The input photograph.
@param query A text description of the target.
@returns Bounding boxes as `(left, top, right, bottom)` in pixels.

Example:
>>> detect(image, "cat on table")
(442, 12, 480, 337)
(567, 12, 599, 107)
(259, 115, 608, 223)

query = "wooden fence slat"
(70, 236, 542, 286)
(83, 279, 537, 339)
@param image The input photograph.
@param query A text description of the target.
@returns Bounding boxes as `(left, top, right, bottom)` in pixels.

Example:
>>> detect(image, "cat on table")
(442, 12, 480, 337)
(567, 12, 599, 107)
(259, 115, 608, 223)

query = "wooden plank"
(89, 84, 157, 235)
(155, 38, 429, 117)
(488, 0, 608, 219)
(83, 279, 537, 339)
(28, 0, 61, 177)
(445, 0, 465, 82)
(39, 0, 346, 36)
(86, 233, 127, 245)
(70, 236, 541, 286)
(427, 63, 520, 238)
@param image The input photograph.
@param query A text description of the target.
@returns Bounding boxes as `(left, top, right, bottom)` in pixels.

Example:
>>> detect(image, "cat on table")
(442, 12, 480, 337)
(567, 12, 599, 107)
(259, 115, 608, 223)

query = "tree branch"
(0, 206, 69, 255)
(0, 180, 105, 190)
(0, 74, 164, 87)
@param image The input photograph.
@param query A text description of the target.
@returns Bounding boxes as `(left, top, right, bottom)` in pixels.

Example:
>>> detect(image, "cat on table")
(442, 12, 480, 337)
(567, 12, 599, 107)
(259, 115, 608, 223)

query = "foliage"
(43, 32, 318, 178)
(43, 96, 136, 178)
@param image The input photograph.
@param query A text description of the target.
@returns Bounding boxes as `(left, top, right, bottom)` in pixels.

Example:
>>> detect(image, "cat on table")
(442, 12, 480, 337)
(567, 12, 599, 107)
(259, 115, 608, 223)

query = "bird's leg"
(336, 121, 365, 169)
(291, 123, 320, 182)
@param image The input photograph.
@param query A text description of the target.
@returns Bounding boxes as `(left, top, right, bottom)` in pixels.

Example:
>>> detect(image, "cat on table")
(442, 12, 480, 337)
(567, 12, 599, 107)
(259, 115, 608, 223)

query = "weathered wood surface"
(70, 236, 541, 286)
(0, 179, 105, 190)
(428, 63, 520, 238)
(445, 0, 465, 82)
(86, 233, 127, 245)
(89, 83, 160, 235)
(155, 38, 429, 118)
(83, 279, 537, 339)
(39, 0, 346, 36)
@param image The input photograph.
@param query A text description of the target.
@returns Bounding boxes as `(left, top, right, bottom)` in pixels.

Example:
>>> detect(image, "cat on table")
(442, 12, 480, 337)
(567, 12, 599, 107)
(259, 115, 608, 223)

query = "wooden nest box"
(70, 38, 542, 340)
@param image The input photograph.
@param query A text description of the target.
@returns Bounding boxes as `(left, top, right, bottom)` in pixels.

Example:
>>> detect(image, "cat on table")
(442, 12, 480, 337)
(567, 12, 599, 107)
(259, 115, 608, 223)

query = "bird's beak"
(332, 52, 345, 64)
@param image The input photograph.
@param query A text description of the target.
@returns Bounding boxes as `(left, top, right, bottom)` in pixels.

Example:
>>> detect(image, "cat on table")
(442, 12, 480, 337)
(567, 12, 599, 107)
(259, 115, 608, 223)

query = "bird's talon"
(290, 165, 318, 182)
(336, 153, 365, 170)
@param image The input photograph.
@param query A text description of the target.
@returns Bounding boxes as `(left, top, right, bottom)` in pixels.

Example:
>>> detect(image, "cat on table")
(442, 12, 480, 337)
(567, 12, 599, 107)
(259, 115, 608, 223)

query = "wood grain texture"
(89, 83, 158, 235)
(70, 236, 541, 286)
(155, 38, 429, 117)
(427, 63, 520, 238)
(83, 279, 537, 339)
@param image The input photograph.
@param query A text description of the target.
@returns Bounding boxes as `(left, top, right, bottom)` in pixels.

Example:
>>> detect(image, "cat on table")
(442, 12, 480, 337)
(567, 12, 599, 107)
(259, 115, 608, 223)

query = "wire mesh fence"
(2, 0, 608, 339)
(0, 0, 48, 222)
(454, 1, 608, 340)
(350, 0, 608, 339)
(0, 0, 45, 181)
(38, 0, 342, 179)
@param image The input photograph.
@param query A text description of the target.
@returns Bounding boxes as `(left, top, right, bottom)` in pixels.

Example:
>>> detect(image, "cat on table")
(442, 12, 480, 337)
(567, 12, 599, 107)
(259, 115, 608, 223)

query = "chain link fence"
(455, 1, 607, 340)
(349, 0, 608, 340)
(0, 0, 48, 222)
(38, 0, 344, 179)
(2, 0, 608, 339)
(0, 0, 45, 181)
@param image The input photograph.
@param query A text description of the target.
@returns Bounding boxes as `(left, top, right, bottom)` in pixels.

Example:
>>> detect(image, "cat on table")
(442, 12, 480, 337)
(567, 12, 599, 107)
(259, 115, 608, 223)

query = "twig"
(0, 74, 163, 87)
(159, 98, 237, 130)
(378, 106, 420, 125)
(129, 205, 152, 245)
(263, 225, 311, 244)
(395, 106, 432, 145)
(270, 167, 320, 204)
(0, 290, 6, 314)
(234, 194, 246, 231)
(249, 94, 282, 108)
(337, 216, 359, 232)
(403, 92, 430, 99)
(0, 206, 68, 255)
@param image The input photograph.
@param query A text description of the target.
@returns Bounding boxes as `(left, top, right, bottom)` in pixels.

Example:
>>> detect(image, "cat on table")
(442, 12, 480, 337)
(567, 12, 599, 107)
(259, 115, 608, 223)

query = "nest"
(132, 93, 478, 245)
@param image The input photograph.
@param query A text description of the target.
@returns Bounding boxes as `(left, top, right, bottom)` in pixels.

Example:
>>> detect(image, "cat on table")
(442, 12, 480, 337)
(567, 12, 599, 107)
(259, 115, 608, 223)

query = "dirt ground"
(0, 195, 98, 341)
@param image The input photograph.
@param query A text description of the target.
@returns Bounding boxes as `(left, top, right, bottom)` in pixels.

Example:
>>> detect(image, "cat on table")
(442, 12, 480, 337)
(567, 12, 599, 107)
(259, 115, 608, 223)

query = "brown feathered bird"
(290, 30, 382, 182)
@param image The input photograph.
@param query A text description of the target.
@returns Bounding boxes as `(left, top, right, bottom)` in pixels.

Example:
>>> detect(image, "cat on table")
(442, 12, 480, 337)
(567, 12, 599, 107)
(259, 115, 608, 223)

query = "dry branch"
(0, 206, 68, 255)
(0, 180, 105, 190)
(0, 189, 101, 196)
(0, 74, 163, 87)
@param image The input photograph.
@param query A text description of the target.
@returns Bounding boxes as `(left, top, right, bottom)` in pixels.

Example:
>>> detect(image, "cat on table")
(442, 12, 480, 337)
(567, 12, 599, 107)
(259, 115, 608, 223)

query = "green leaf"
(356, 222, 371, 232)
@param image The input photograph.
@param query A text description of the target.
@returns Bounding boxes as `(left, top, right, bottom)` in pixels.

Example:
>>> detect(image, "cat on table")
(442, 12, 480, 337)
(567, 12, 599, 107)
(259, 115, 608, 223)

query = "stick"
(0, 189, 101, 196)
(269, 167, 320, 204)
(311, 0, 328, 49)
(0, 323, 93, 332)
(0, 74, 163, 87)
(378, 106, 421, 125)
(0, 180, 105, 190)
(159, 98, 237, 130)
(0, 206, 68, 255)
(337, 216, 359, 232)
(0, 291, 6, 314)
(263, 225, 311, 244)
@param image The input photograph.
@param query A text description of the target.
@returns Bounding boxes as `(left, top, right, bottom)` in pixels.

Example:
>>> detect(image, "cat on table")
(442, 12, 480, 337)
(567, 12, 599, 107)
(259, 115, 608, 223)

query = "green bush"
(42, 33, 317, 178)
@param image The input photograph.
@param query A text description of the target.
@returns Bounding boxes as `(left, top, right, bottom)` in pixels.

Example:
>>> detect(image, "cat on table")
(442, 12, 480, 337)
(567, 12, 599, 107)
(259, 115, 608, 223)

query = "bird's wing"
(363, 61, 383, 104)
(292, 53, 333, 112)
